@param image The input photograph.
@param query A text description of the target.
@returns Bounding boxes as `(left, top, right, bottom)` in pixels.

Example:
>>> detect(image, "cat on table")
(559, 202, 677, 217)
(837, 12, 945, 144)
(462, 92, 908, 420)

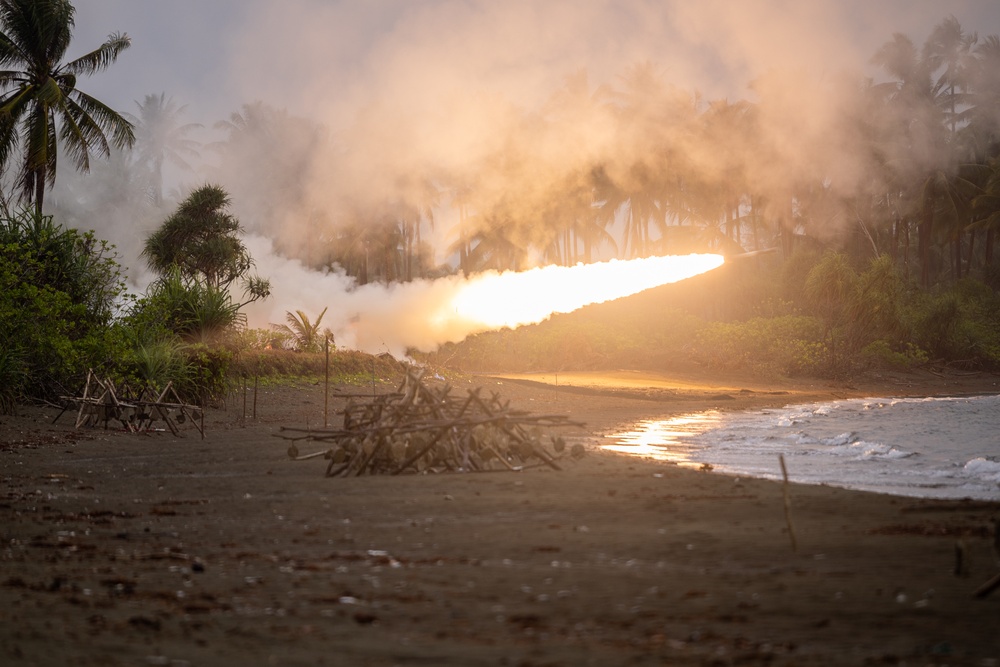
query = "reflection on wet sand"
(604, 411, 721, 467)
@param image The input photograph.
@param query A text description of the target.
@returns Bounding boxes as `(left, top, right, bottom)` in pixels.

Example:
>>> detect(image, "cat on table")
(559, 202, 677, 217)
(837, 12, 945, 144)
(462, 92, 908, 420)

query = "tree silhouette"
(133, 93, 201, 205)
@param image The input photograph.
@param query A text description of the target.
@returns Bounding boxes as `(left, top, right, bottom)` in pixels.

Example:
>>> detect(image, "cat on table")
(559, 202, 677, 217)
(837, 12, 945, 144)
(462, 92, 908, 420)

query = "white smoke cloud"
(58, 1, 1000, 354)
(242, 235, 723, 356)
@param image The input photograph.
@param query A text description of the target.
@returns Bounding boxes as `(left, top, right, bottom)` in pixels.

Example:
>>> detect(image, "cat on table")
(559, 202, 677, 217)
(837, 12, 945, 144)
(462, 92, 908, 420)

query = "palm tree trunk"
(919, 198, 933, 287)
(458, 204, 469, 276)
(891, 209, 900, 262)
(902, 217, 911, 281)
(34, 167, 46, 215)
(967, 229, 976, 274)
(403, 221, 413, 282)
(779, 197, 794, 260)
(414, 217, 423, 279)
(952, 237, 961, 280)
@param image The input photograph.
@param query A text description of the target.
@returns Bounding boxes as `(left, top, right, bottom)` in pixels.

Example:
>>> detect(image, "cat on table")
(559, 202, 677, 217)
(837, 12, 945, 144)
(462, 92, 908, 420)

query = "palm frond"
(62, 31, 130, 75)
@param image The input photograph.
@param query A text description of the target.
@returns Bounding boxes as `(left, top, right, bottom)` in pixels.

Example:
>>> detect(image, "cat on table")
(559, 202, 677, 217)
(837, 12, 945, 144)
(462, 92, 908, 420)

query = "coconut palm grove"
(1, 0, 1000, 411)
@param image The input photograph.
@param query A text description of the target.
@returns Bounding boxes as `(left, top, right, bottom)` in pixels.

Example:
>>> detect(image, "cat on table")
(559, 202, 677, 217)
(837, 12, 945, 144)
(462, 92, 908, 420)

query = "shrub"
(860, 340, 929, 369)
(0, 344, 27, 414)
(0, 209, 127, 399)
(125, 268, 243, 344)
(124, 338, 192, 392)
(182, 344, 233, 403)
(692, 315, 826, 377)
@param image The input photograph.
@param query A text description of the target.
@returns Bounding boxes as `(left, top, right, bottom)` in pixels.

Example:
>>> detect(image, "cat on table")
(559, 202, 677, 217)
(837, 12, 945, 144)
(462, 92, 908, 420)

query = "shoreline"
(598, 392, 1000, 503)
(2, 367, 1000, 665)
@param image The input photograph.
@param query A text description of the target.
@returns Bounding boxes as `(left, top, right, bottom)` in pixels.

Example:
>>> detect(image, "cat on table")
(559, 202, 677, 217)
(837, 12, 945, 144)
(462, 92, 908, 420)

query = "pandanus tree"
(138, 185, 269, 343)
(0, 0, 134, 214)
(143, 184, 270, 302)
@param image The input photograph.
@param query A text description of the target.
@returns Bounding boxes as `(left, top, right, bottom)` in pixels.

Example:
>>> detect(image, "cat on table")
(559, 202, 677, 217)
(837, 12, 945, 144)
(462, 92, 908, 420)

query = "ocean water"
(604, 394, 1000, 500)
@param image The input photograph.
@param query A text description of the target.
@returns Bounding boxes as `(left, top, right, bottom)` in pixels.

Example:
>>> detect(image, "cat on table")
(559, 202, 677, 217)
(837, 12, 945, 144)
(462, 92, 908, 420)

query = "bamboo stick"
(324, 338, 330, 428)
(780, 454, 798, 553)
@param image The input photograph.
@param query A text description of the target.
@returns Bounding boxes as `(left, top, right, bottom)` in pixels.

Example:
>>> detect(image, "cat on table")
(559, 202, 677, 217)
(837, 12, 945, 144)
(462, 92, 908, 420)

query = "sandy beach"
(2, 365, 999, 666)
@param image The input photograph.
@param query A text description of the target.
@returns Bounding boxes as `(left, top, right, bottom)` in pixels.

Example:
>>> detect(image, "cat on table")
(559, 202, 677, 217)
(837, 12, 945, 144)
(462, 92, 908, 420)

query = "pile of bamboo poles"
(277, 369, 585, 476)
(57, 370, 204, 438)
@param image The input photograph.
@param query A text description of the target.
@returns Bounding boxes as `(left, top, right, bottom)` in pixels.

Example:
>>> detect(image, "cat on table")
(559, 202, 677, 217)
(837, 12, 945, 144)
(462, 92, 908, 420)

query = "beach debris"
(56, 370, 204, 438)
(277, 368, 585, 476)
(973, 571, 1000, 599)
(954, 539, 968, 577)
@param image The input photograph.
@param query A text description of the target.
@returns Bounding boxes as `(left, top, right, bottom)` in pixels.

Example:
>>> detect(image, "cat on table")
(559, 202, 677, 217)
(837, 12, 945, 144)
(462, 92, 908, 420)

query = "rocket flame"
(448, 253, 724, 329)
(244, 236, 724, 356)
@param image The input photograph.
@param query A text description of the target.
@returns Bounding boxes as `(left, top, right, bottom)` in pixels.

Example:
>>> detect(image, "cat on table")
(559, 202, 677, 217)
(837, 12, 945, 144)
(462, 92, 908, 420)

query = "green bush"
(860, 340, 929, 369)
(0, 343, 27, 414)
(124, 268, 243, 345)
(0, 209, 127, 399)
(123, 338, 192, 391)
(904, 279, 1000, 368)
(692, 315, 826, 377)
(182, 343, 233, 403)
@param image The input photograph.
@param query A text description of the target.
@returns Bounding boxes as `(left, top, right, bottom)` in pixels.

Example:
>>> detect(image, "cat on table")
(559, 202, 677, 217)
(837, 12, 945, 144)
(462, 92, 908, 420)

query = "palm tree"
(871, 31, 949, 286)
(542, 71, 617, 264)
(964, 35, 1000, 156)
(603, 61, 699, 258)
(971, 157, 1000, 268)
(595, 160, 664, 258)
(210, 101, 322, 237)
(272, 308, 330, 353)
(922, 16, 978, 140)
(0, 0, 134, 214)
(697, 99, 755, 248)
(133, 93, 201, 205)
(393, 173, 439, 281)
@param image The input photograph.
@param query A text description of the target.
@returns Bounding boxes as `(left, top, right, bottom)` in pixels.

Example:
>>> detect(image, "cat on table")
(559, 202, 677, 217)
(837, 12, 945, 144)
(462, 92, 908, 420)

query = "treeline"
(417, 250, 1000, 377)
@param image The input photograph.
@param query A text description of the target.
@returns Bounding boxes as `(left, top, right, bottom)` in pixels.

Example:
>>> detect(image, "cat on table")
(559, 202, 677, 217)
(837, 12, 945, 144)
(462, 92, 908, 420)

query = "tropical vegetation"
(1, 3, 1000, 413)
(271, 308, 332, 353)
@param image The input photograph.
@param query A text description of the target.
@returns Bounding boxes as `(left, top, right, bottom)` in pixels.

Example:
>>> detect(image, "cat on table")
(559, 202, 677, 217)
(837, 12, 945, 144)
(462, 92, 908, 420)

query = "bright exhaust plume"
(244, 236, 723, 356)
(450, 254, 724, 329)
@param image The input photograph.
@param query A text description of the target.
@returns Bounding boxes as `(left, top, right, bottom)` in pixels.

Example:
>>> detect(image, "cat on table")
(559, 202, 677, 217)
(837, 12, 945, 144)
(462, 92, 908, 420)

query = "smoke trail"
(242, 235, 722, 356)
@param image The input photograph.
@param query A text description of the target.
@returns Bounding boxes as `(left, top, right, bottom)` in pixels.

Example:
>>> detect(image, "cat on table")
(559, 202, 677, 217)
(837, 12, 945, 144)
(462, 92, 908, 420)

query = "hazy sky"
(70, 0, 1000, 134)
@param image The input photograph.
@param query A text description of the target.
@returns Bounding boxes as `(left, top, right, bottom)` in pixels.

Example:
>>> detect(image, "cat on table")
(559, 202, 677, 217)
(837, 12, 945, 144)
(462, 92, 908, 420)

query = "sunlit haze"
(52, 1, 1000, 353)
(242, 239, 722, 355)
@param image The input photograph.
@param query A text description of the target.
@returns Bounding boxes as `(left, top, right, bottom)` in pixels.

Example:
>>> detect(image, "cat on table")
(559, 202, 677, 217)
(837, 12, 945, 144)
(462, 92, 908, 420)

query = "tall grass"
(0, 344, 27, 414)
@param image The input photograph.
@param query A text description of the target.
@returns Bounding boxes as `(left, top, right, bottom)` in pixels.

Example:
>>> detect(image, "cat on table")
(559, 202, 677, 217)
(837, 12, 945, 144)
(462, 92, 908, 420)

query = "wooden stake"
(324, 337, 330, 428)
(74, 370, 94, 428)
(780, 454, 798, 553)
(253, 374, 258, 420)
(973, 572, 1000, 599)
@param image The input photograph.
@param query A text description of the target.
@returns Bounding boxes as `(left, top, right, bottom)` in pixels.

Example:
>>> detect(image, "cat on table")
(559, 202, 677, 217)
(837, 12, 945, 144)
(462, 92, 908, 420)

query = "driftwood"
(973, 572, 1000, 599)
(56, 370, 205, 438)
(277, 369, 585, 476)
(779, 454, 798, 553)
